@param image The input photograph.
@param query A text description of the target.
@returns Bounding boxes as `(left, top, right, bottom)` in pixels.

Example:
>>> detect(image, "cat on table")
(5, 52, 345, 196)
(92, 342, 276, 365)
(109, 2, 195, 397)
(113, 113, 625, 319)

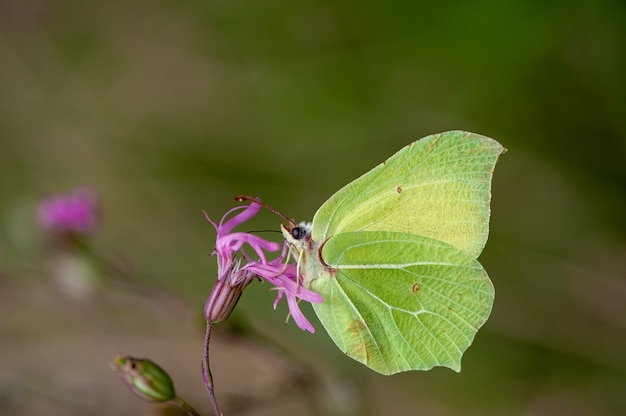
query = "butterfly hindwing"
(311, 230, 494, 375)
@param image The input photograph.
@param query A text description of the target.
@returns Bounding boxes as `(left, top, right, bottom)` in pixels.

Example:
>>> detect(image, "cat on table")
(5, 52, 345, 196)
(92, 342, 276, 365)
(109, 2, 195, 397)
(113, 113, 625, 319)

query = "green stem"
(171, 396, 201, 416)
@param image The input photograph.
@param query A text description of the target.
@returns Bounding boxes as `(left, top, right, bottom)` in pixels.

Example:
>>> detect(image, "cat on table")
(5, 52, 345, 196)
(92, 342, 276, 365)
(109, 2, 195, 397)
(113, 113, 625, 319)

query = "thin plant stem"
(170, 396, 201, 416)
(202, 321, 222, 416)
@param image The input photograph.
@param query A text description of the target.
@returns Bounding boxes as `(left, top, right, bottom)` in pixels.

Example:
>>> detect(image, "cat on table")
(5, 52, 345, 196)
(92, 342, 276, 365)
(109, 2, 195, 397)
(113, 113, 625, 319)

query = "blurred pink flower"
(37, 187, 98, 234)
(204, 201, 323, 333)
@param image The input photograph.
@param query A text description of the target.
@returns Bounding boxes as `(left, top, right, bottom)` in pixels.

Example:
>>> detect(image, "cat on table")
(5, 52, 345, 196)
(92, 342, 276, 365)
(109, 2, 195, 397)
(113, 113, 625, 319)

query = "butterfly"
(281, 131, 505, 375)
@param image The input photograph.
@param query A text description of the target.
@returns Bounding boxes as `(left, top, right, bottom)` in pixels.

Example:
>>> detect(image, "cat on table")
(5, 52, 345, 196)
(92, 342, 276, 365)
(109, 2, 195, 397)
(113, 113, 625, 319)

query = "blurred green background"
(1, 0, 625, 415)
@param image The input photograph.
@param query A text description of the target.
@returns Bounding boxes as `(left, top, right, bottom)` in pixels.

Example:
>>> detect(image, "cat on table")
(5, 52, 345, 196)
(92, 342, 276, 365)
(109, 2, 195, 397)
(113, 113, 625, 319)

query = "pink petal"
(219, 202, 260, 235)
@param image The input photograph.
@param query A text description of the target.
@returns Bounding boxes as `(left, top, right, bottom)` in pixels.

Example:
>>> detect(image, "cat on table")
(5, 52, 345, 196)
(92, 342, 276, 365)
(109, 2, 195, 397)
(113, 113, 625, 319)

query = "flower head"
(243, 243, 323, 333)
(204, 201, 323, 333)
(38, 187, 98, 235)
(204, 203, 279, 281)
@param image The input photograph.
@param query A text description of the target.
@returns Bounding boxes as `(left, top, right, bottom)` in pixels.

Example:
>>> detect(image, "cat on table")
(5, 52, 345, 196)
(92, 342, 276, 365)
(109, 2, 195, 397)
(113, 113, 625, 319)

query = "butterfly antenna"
(236, 195, 304, 292)
(234, 195, 296, 228)
(247, 229, 282, 234)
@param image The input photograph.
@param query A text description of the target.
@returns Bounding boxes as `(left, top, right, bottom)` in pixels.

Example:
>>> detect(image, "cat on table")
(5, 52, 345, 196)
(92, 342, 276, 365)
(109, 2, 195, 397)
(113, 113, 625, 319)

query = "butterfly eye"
(291, 226, 305, 240)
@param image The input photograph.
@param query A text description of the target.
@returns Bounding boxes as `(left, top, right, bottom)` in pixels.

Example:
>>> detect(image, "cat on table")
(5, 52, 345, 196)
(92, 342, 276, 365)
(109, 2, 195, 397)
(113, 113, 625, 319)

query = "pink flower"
(37, 187, 98, 235)
(203, 203, 279, 281)
(204, 201, 323, 333)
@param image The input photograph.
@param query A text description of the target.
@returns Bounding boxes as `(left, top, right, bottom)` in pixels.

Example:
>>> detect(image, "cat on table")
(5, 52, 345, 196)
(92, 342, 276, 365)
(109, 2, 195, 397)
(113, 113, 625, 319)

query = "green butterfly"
(282, 131, 505, 375)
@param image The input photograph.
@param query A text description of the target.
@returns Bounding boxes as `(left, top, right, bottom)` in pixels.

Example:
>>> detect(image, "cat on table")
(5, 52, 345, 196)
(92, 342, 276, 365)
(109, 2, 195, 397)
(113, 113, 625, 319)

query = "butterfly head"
(281, 221, 313, 252)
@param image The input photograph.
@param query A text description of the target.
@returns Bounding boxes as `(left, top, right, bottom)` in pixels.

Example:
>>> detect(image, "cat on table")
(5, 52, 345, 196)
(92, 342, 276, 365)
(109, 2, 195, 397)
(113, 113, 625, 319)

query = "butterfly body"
(283, 131, 505, 375)
(281, 221, 334, 288)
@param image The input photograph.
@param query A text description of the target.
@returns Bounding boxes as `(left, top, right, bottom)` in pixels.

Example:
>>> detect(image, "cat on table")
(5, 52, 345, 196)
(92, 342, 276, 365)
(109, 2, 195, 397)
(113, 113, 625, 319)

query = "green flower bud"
(111, 354, 176, 403)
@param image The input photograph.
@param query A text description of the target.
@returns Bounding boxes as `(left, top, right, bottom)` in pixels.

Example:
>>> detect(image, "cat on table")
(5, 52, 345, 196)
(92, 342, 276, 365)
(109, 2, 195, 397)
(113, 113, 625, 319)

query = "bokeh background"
(1, 1, 625, 415)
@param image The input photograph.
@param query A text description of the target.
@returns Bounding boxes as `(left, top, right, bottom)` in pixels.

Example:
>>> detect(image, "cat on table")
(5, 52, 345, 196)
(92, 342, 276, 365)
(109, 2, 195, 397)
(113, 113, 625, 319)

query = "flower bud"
(204, 268, 254, 323)
(111, 354, 176, 403)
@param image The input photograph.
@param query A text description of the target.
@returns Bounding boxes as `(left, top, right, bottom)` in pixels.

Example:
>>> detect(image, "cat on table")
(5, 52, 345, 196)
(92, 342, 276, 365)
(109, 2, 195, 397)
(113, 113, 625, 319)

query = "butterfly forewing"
(311, 131, 505, 259)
